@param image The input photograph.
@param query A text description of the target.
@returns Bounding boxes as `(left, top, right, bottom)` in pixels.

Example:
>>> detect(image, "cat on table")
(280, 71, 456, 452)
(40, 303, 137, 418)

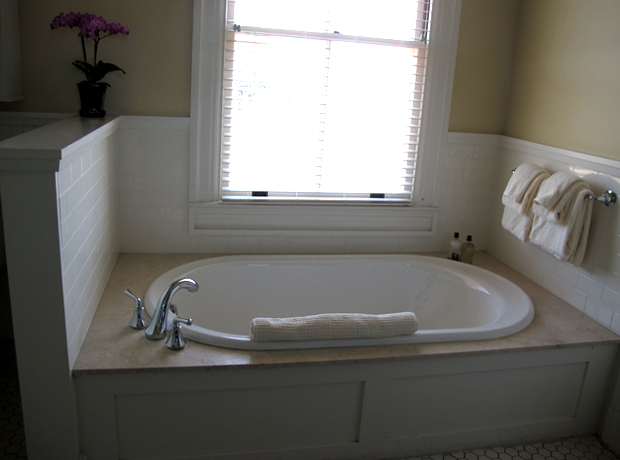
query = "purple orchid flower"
(51, 12, 130, 84)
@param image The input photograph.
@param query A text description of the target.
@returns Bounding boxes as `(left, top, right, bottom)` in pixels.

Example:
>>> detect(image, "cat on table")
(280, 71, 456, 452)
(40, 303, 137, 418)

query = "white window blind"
(221, 0, 432, 203)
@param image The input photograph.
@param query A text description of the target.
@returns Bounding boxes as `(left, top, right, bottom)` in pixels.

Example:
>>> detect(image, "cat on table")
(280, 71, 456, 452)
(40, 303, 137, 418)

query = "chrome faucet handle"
(165, 317, 193, 350)
(125, 289, 151, 330)
(145, 278, 198, 340)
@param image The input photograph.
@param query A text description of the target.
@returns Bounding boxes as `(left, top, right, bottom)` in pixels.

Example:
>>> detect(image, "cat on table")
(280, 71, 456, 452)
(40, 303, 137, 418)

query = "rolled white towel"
(250, 312, 418, 342)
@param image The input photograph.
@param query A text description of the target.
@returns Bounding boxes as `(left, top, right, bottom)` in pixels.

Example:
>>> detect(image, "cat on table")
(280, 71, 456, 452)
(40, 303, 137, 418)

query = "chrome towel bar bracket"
(586, 190, 616, 206)
(510, 169, 616, 206)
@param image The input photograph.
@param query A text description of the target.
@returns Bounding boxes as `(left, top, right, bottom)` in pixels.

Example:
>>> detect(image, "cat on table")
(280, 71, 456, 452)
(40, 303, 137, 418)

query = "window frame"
(189, 0, 462, 236)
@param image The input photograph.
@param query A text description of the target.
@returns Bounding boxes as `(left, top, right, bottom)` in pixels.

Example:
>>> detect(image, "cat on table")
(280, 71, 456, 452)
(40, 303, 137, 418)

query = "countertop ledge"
(72, 252, 620, 375)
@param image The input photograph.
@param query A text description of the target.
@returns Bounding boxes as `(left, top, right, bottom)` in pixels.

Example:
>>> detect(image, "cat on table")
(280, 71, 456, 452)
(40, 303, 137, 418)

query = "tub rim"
(144, 254, 535, 350)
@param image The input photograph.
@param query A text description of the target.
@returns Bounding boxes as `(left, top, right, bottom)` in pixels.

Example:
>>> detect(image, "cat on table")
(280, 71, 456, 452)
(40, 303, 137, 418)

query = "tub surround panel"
(390, 362, 585, 435)
(0, 115, 120, 460)
(77, 350, 613, 460)
(115, 381, 364, 458)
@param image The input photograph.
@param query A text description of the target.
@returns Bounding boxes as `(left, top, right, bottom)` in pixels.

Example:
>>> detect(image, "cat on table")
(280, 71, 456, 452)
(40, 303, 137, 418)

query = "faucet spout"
(145, 278, 199, 340)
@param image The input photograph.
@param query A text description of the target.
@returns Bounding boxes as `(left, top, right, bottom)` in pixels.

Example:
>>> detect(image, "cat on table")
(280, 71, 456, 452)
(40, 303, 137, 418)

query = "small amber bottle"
(461, 235, 475, 264)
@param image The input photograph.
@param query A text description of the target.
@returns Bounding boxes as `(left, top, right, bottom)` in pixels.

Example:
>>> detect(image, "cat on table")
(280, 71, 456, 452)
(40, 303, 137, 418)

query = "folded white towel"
(533, 178, 587, 223)
(529, 183, 593, 266)
(503, 163, 549, 205)
(250, 312, 418, 342)
(533, 172, 582, 214)
(501, 207, 534, 243)
(501, 163, 549, 242)
(502, 171, 548, 215)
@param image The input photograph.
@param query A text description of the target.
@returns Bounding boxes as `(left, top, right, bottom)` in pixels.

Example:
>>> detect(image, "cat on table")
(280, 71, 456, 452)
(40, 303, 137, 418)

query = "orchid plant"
(50, 12, 130, 85)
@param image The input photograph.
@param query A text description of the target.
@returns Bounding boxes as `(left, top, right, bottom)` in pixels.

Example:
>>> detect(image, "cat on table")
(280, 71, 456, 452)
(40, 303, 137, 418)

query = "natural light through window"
(222, 0, 432, 202)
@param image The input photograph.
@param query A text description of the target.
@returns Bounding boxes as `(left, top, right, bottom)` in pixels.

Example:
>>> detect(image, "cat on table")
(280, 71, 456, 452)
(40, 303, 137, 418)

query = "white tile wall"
(116, 119, 620, 334)
(117, 117, 501, 254)
(439, 133, 502, 250)
(57, 132, 119, 365)
(487, 136, 620, 335)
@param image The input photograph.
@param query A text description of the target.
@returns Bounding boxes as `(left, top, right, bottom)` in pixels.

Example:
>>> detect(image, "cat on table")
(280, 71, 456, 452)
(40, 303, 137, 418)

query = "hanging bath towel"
(529, 182, 593, 266)
(501, 163, 549, 242)
(532, 172, 584, 223)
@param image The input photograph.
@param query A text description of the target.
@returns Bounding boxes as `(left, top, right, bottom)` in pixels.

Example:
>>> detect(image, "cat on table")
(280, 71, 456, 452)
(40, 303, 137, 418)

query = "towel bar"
(510, 169, 616, 206)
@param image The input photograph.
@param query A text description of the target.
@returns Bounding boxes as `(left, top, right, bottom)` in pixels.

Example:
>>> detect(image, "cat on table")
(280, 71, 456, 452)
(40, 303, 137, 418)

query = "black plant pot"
(77, 81, 108, 118)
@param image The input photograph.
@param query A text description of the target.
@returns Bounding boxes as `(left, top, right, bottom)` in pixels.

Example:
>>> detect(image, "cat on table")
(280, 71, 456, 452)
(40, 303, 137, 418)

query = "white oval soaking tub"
(144, 254, 535, 350)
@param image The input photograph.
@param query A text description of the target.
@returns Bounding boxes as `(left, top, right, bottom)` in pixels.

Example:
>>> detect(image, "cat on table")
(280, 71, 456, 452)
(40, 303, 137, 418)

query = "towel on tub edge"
(250, 312, 418, 342)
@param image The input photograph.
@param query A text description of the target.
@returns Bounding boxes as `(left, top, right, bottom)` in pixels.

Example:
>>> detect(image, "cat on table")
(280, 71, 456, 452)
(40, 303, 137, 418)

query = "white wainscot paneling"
(75, 345, 617, 460)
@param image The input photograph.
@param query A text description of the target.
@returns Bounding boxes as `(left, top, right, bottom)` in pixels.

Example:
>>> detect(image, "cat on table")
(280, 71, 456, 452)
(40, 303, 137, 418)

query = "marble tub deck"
(73, 252, 620, 375)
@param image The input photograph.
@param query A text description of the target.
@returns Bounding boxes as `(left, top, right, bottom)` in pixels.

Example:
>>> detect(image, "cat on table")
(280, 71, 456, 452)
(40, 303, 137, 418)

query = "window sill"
(189, 201, 438, 237)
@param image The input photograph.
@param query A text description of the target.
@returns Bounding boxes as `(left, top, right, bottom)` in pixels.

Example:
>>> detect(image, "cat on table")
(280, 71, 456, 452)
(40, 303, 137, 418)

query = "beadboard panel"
(57, 133, 119, 365)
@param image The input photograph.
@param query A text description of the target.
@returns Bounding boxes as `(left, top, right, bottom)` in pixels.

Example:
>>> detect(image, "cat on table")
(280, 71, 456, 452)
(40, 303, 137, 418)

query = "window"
(222, 0, 431, 203)
(189, 0, 461, 235)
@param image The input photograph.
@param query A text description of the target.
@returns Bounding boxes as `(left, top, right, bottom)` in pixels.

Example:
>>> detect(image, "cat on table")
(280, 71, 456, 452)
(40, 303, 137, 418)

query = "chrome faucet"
(145, 278, 199, 340)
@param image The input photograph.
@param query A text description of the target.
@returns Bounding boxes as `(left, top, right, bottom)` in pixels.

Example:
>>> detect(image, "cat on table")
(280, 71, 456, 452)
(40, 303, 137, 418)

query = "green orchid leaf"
(96, 61, 126, 74)
(73, 60, 95, 71)
(71, 61, 89, 76)
(88, 61, 126, 82)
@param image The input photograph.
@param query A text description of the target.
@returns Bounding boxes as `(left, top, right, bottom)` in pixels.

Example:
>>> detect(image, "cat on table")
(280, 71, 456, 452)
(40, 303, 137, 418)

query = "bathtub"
(144, 254, 534, 350)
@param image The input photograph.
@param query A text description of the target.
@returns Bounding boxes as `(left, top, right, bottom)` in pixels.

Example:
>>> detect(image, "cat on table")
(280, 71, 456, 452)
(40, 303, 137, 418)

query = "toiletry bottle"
(448, 232, 462, 261)
(461, 235, 475, 264)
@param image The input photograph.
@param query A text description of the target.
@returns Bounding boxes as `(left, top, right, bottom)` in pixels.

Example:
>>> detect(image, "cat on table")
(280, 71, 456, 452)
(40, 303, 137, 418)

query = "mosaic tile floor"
(402, 437, 620, 460)
(0, 341, 26, 459)
(0, 338, 618, 460)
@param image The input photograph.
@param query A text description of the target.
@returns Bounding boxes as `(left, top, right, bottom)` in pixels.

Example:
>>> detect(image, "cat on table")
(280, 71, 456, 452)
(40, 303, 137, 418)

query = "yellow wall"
(3, 0, 620, 161)
(505, 0, 620, 161)
(449, 0, 520, 134)
(0, 0, 193, 116)
(1, 0, 519, 121)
